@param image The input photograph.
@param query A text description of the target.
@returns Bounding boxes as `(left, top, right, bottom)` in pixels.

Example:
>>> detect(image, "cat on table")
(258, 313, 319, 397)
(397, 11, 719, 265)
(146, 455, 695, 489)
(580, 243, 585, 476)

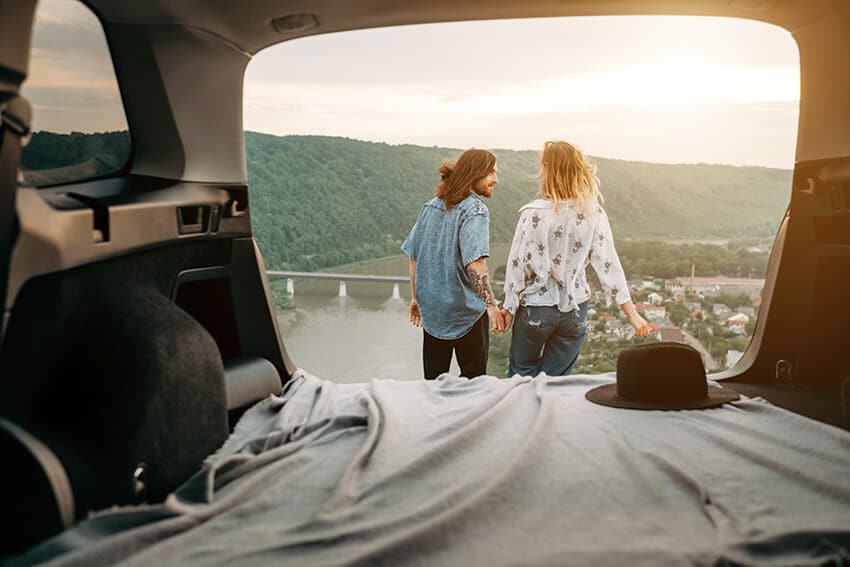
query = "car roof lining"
(81, 0, 844, 55)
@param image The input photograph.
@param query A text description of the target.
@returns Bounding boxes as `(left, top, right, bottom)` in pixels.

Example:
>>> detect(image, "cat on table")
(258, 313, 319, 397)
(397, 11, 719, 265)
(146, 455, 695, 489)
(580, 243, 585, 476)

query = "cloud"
(242, 15, 800, 167)
(244, 93, 798, 168)
(24, 85, 127, 133)
(25, 3, 800, 167)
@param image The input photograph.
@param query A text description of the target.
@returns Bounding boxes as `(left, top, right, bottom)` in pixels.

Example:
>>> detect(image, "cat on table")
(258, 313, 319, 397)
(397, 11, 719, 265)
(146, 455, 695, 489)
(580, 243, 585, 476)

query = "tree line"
(22, 130, 788, 274)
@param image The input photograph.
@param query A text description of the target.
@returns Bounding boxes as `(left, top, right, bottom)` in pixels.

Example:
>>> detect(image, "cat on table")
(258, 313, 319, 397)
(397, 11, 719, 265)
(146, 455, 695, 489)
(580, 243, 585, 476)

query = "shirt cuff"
(462, 252, 489, 266)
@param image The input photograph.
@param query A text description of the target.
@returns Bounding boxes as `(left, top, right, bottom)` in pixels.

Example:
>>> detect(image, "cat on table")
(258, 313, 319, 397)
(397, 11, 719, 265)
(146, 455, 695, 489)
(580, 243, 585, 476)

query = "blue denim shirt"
(401, 195, 490, 339)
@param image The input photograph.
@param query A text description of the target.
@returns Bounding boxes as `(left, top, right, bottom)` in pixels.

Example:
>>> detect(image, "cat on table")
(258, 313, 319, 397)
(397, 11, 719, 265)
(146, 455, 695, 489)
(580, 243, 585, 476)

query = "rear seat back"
(224, 356, 282, 426)
(0, 281, 229, 556)
(0, 418, 73, 558)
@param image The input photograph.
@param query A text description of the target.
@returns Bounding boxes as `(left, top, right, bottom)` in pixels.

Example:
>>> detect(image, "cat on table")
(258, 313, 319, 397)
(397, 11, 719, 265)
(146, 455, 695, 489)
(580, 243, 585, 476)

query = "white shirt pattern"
(502, 199, 631, 314)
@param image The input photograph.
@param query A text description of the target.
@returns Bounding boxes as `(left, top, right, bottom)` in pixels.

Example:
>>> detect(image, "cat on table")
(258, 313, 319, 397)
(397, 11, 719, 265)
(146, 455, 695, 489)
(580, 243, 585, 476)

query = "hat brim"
(585, 383, 740, 410)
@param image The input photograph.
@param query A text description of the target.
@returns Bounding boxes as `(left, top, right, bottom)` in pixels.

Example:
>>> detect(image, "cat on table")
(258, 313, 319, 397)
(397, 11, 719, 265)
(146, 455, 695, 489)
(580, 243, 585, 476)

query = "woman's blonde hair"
(540, 140, 603, 215)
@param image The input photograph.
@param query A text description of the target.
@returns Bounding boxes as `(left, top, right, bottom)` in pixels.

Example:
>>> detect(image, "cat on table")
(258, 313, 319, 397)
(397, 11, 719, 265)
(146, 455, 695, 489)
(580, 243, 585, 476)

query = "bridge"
(267, 270, 410, 298)
(267, 270, 506, 299)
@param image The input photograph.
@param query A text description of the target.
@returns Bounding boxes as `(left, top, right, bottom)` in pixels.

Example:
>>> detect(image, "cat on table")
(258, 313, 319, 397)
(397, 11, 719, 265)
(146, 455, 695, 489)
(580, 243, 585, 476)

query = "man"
(401, 148, 507, 380)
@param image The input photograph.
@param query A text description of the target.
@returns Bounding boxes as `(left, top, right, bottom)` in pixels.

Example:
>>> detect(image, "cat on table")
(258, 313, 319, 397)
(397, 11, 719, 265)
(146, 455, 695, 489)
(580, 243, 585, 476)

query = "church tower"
(689, 262, 695, 296)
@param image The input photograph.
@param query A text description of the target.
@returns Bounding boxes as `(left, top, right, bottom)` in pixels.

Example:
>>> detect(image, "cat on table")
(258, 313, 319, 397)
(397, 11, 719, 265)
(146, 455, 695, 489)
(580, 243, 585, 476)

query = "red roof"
(659, 327, 685, 342)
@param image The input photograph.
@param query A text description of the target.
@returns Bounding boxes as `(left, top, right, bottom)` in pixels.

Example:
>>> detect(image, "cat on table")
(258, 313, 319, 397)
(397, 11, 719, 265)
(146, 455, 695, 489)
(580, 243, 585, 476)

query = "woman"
(502, 140, 650, 377)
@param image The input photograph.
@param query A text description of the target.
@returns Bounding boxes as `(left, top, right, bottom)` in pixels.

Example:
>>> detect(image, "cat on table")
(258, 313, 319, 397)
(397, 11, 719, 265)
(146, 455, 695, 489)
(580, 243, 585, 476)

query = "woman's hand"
(620, 300, 651, 338)
(628, 312, 651, 337)
(409, 299, 422, 327)
(501, 309, 514, 331)
(487, 304, 506, 333)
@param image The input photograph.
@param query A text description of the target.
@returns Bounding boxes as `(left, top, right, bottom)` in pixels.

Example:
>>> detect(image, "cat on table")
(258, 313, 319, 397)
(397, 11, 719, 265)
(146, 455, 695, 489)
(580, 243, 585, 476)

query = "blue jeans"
(508, 302, 589, 377)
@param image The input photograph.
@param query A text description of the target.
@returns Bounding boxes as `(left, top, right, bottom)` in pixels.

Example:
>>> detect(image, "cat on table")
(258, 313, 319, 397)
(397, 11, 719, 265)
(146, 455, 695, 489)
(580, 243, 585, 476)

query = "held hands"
(502, 309, 513, 331)
(410, 300, 514, 334)
(487, 305, 513, 334)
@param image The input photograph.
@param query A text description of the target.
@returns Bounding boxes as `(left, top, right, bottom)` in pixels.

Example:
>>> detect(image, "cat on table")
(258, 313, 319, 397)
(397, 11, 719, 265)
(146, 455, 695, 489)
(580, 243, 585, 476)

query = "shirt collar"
(519, 199, 554, 212)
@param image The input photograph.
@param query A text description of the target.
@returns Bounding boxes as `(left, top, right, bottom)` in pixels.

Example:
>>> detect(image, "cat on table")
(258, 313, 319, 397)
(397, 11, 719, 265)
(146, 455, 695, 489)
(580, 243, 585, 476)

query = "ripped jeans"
(508, 302, 589, 377)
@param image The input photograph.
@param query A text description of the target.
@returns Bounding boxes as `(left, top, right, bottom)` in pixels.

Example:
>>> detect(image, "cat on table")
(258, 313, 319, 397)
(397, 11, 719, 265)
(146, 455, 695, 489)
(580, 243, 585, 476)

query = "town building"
(666, 276, 765, 298)
(636, 303, 666, 321)
(726, 313, 750, 334)
(726, 350, 745, 368)
(658, 327, 685, 343)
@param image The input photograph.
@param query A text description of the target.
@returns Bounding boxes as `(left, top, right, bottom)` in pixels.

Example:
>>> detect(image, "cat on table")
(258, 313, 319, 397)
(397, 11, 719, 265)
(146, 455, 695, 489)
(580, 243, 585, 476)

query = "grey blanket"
(13, 372, 850, 566)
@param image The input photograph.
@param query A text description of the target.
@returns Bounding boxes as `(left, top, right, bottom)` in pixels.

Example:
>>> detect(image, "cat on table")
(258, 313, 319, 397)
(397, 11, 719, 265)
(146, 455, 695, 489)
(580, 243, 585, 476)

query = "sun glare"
(242, 15, 800, 167)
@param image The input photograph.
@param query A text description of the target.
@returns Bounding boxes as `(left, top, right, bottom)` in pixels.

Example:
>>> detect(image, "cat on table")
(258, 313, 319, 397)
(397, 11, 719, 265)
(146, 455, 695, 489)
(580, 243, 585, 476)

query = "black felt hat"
(585, 342, 740, 410)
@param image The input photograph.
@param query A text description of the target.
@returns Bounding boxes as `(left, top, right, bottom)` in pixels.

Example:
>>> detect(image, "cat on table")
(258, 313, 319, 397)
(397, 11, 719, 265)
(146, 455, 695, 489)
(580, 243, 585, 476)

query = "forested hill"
(22, 131, 791, 271)
(246, 133, 790, 270)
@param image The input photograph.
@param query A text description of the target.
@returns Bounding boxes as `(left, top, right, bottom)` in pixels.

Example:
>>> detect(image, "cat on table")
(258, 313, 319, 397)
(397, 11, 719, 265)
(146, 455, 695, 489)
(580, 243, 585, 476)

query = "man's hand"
(409, 299, 422, 327)
(486, 307, 514, 333)
(487, 304, 507, 333)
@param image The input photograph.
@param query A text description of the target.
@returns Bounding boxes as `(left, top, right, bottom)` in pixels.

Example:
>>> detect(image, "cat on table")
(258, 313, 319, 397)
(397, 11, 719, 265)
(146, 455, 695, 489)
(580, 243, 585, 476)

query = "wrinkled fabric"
(14, 371, 850, 567)
(401, 194, 490, 339)
(503, 199, 631, 314)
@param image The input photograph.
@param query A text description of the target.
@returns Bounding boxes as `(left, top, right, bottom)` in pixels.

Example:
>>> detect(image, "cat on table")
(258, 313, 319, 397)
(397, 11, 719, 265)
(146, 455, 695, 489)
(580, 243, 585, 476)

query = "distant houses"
(725, 312, 750, 334)
(712, 303, 733, 318)
(726, 350, 745, 368)
(635, 280, 661, 291)
(736, 306, 756, 317)
(666, 276, 765, 299)
(585, 275, 762, 366)
(658, 327, 685, 343)
(605, 319, 625, 338)
(636, 303, 666, 321)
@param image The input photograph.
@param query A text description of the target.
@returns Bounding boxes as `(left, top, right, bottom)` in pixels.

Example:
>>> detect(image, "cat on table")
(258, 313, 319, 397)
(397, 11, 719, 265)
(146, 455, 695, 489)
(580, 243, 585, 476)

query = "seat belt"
(0, 94, 30, 327)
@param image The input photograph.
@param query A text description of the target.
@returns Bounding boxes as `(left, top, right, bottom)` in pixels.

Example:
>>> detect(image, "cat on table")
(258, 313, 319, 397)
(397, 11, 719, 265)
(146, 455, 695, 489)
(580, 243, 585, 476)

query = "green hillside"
(20, 131, 790, 272)
(245, 133, 789, 270)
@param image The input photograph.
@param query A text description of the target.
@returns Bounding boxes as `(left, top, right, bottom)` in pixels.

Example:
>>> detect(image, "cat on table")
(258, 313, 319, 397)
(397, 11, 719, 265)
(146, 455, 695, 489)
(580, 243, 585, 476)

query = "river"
(275, 246, 513, 383)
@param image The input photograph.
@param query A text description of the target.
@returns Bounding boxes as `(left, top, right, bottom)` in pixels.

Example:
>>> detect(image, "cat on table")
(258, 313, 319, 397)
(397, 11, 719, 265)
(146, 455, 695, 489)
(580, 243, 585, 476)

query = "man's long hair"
(540, 141, 603, 215)
(435, 149, 497, 209)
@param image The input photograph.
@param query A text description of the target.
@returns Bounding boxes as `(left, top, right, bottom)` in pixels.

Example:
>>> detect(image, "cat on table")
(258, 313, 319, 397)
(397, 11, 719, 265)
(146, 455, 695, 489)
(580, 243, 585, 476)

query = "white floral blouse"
(502, 199, 632, 315)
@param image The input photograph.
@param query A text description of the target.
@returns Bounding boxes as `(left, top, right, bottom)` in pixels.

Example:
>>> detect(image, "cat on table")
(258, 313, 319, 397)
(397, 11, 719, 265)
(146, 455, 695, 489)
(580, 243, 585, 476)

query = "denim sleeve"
(459, 211, 490, 267)
(401, 221, 418, 258)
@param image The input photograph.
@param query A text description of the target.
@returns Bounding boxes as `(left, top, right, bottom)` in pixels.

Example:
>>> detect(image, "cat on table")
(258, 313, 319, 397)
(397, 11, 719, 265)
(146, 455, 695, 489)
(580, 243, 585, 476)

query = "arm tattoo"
(467, 267, 496, 306)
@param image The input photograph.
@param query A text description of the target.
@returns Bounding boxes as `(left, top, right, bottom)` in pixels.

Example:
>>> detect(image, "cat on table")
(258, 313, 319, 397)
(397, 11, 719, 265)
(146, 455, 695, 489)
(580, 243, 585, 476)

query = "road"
(680, 329, 719, 371)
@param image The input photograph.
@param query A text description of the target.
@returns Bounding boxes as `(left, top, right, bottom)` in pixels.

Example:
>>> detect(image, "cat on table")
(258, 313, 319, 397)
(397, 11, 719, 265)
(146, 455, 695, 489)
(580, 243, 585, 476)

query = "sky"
(25, 0, 800, 168)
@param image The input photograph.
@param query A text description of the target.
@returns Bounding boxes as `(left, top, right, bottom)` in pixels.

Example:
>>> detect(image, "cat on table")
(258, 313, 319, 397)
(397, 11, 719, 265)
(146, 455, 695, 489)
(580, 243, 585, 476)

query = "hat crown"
(616, 342, 707, 404)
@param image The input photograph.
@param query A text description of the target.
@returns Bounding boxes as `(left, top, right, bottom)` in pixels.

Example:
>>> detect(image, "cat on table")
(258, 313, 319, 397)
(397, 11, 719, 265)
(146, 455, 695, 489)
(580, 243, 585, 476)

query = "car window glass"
(20, 0, 130, 187)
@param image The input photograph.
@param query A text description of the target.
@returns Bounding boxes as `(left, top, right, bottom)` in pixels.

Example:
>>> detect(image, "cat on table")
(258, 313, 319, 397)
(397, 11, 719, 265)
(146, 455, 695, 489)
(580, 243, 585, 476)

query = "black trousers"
(423, 313, 489, 380)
